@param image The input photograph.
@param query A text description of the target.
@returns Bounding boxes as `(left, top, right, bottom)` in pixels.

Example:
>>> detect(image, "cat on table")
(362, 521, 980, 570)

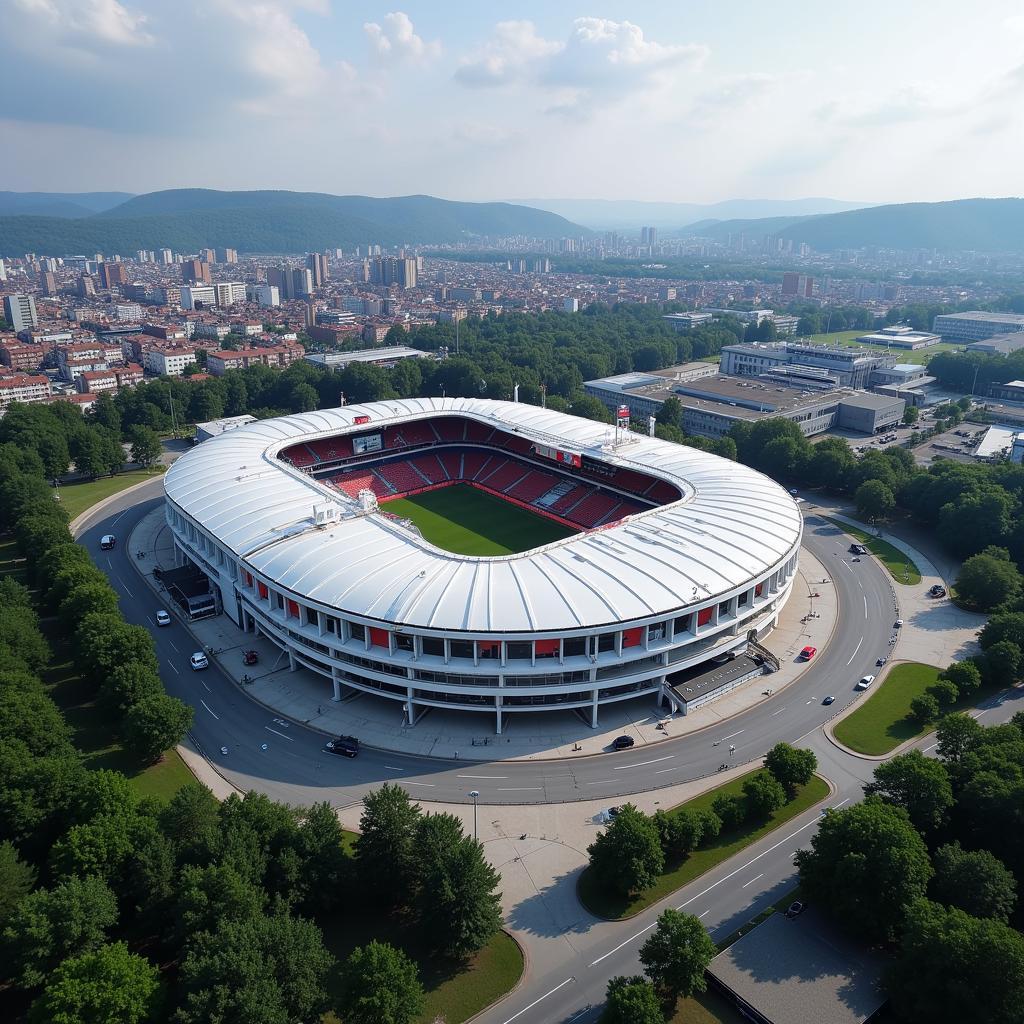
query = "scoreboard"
(533, 443, 582, 468)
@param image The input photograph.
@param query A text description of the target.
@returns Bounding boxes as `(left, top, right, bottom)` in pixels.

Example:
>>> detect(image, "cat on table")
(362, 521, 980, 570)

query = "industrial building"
(933, 311, 1024, 342)
(720, 342, 895, 390)
(855, 325, 941, 349)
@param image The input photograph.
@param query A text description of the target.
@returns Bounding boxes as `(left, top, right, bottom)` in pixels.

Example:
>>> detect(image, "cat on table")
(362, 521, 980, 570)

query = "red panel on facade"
(478, 640, 501, 657)
(243, 570, 253, 587)
(697, 607, 713, 626)
(286, 599, 299, 619)
(755, 583, 764, 597)
(622, 627, 643, 648)
(369, 627, 389, 648)
(535, 638, 560, 655)
(257, 581, 268, 599)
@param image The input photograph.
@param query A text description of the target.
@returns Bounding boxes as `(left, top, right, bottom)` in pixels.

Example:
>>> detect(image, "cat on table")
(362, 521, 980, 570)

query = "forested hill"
(0, 190, 588, 256)
(692, 197, 1024, 252)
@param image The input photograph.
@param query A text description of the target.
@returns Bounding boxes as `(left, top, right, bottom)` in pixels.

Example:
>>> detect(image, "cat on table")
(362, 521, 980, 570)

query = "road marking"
(111, 509, 128, 525)
(699, 910, 711, 919)
(654, 767, 678, 775)
(265, 727, 293, 741)
(741, 873, 764, 889)
(832, 798, 850, 809)
(614, 755, 674, 770)
(167, 639, 180, 653)
(457, 774, 508, 780)
(404, 781, 435, 787)
(200, 700, 219, 720)
(566, 1009, 590, 1024)
(167, 661, 179, 674)
(383, 765, 404, 771)
(806, 699, 813, 704)
(584, 779, 615, 785)
(591, 922, 659, 966)
(720, 729, 745, 741)
(923, 743, 937, 752)
(863, 595, 868, 618)
(114, 576, 133, 597)
(201, 680, 210, 692)
(846, 637, 863, 665)
(841, 558, 850, 570)
(498, 787, 543, 791)
(501, 977, 574, 1024)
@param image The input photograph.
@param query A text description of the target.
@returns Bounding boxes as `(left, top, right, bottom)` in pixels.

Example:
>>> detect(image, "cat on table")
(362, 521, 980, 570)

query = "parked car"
(324, 735, 360, 758)
(785, 901, 807, 919)
(822, 695, 835, 706)
(799, 646, 817, 660)
(100, 534, 116, 550)
(599, 806, 621, 824)
(611, 735, 635, 751)
(855, 674, 875, 690)
(189, 652, 209, 671)
(155, 610, 171, 627)
(894, 619, 904, 628)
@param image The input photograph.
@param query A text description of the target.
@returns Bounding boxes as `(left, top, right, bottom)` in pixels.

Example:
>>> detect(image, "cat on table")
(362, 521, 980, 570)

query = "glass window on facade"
(422, 636, 444, 657)
(506, 641, 532, 660)
(563, 637, 586, 658)
(349, 622, 366, 642)
(450, 639, 474, 660)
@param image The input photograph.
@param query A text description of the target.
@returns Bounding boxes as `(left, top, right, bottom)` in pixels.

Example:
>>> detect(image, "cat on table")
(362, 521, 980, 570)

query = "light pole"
(469, 790, 480, 841)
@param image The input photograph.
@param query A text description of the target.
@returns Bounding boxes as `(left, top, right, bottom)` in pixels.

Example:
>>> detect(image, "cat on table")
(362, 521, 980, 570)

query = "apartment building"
(142, 347, 197, 377)
(75, 364, 144, 394)
(206, 343, 301, 376)
(0, 342, 48, 372)
(0, 374, 51, 411)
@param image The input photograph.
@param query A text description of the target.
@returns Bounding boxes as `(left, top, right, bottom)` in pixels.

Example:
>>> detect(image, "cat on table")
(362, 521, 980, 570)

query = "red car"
(800, 646, 817, 660)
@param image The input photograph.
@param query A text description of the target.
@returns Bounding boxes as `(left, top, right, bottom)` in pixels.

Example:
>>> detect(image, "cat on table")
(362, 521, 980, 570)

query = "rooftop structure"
(933, 311, 1024, 342)
(303, 346, 430, 370)
(855, 325, 941, 349)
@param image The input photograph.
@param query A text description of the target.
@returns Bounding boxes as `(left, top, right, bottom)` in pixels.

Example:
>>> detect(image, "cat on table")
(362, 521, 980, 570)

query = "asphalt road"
(78, 478, 1024, 1023)
(79, 480, 897, 808)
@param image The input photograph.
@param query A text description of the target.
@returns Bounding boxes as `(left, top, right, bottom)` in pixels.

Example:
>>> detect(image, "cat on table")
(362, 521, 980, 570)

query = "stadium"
(163, 398, 802, 732)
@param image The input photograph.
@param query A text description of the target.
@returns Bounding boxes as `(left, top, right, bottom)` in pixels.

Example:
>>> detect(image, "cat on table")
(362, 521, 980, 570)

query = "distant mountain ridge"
(517, 197, 868, 231)
(0, 191, 135, 219)
(687, 198, 1024, 252)
(0, 189, 589, 256)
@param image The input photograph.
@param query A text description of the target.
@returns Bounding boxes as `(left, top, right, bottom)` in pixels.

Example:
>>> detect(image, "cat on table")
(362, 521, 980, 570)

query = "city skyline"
(4, 0, 1024, 205)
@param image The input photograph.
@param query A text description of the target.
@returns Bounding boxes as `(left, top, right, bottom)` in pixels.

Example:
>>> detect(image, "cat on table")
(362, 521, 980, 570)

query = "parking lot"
(911, 424, 988, 466)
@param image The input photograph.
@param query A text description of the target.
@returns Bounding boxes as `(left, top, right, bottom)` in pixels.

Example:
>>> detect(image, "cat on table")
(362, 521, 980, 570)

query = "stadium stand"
(330, 470, 392, 499)
(549, 484, 592, 514)
(465, 421, 497, 445)
(433, 418, 466, 443)
(566, 490, 620, 528)
(507, 469, 560, 503)
(480, 460, 527, 492)
(377, 461, 426, 493)
(461, 451, 489, 480)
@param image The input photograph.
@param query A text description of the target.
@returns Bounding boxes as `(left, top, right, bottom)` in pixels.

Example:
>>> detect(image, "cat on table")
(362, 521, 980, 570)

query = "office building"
(663, 312, 714, 332)
(368, 256, 417, 289)
(181, 259, 212, 285)
(214, 282, 246, 307)
(159, 248, 173, 265)
(933, 311, 1024, 342)
(720, 341, 894, 390)
(781, 272, 815, 298)
(267, 267, 291, 301)
(640, 226, 657, 247)
(306, 252, 329, 289)
(967, 333, 1024, 356)
(291, 268, 313, 298)
(100, 262, 128, 289)
(216, 247, 238, 264)
(179, 285, 217, 310)
(855, 325, 941, 350)
(3, 294, 38, 332)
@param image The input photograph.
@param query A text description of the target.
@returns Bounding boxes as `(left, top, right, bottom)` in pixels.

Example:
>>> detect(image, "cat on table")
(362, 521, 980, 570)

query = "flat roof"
(304, 346, 427, 366)
(708, 909, 887, 1024)
(935, 311, 1024, 323)
(836, 392, 903, 410)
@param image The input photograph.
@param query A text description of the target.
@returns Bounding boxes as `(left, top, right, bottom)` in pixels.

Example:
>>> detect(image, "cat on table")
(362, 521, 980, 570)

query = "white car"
(155, 610, 171, 627)
(894, 619, 904, 628)
(855, 674, 875, 690)
(190, 651, 210, 671)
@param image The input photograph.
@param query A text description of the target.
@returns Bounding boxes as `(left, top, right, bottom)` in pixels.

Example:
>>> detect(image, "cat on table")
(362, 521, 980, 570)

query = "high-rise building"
(179, 285, 217, 310)
(216, 247, 238, 264)
(159, 248, 173, 265)
(781, 272, 814, 298)
(368, 256, 417, 289)
(0, 259, 6, 281)
(100, 262, 128, 289)
(40, 272, 58, 296)
(200, 248, 216, 264)
(181, 259, 211, 284)
(39, 257, 58, 273)
(136, 249, 150, 263)
(267, 267, 291, 301)
(4, 294, 38, 332)
(306, 252, 329, 289)
(255, 285, 280, 307)
(214, 282, 246, 307)
(640, 226, 657, 246)
(78, 275, 96, 298)
(291, 268, 313, 298)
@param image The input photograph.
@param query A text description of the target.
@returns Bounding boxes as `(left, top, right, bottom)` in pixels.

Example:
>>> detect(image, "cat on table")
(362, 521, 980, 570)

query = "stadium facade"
(163, 398, 801, 732)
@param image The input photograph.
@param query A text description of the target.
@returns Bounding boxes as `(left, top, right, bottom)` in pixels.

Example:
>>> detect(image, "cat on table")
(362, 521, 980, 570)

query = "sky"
(3, 0, 1024, 206)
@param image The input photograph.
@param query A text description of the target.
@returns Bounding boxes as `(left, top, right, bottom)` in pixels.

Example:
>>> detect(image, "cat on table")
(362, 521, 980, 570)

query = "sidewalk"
(130, 507, 840, 762)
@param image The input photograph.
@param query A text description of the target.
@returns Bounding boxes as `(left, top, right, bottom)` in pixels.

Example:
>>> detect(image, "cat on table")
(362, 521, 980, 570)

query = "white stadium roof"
(164, 398, 801, 633)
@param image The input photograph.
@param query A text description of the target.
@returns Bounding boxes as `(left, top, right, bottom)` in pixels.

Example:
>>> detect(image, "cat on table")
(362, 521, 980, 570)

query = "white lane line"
(923, 742, 937, 752)
(741, 873, 764, 889)
(200, 700, 219, 720)
(720, 729, 745, 741)
(111, 509, 129, 525)
(457, 774, 508, 780)
(115, 576, 133, 597)
(265, 727, 293, 742)
(585, 779, 615, 785)
(863, 595, 868, 618)
(699, 910, 711, 919)
(404, 781, 435, 787)
(498, 787, 543, 791)
(167, 639, 180, 653)
(770, 707, 788, 716)
(846, 637, 864, 665)
(201, 680, 210, 692)
(591, 921, 660, 966)
(857, 576, 863, 589)
(841, 558, 850, 570)
(614, 754, 674, 770)
(806, 699, 813, 704)
(167, 661, 180, 674)
(832, 798, 850, 809)
(654, 767, 678, 775)
(383, 765, 404, 771)
(501, 977, 575, 1024)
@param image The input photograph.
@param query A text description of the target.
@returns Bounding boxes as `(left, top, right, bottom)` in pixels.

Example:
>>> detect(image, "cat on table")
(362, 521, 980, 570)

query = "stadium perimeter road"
(79, 479, 898, 807)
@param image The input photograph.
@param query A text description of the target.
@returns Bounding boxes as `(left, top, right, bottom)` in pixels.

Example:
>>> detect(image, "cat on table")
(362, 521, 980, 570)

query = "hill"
(0, 191, 135, 218)
(688, 198, 1024, 252)
(0, 190, 588, 256)
(517, 196, 867, 231)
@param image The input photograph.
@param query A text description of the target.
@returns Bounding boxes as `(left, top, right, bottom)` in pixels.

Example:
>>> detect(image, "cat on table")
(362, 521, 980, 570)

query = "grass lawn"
(320, 917, 523, 1024)
(668, 990, 749, 1024)
(578, 772, 830, 920)
(804, 330, 963, 366)
(59, 466, 165, 522)
(384, 483, 576, 555)
(823, 516, 922, 585)
(42, 626, 194, 802)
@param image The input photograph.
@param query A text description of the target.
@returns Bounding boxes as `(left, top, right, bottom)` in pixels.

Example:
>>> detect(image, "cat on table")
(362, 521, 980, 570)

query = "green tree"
(335, 940, 425, 1024)
(121, 693, 193, 763)
(600, 975, 663, 1024)
(927, 677, 960, 708)
(932, 842, 1017, 922)
(910, 692, 941, 725)
(935, 712, 983, 765)
(587, 804, 665, 898)
(176, 862, 265, 938)
(127, 427, 162, 469)
(159, 783, 220, 866)
(638, 908, 716, 1000)
(942, 660, 982, 697)
(414, 813, 502, 957)
(2, 875, 119, 988)
(355, 783, 421, 907)
(59, 582, 121, 631)
(0, 840, 37, 928)
(29, 941, 159, 1024)
(98, 662, 162, 718)
(296, 801, 350, 914)
(764, 743, 817, 794)
(889, 900, 1024, 1024)
(863, 751, 953, 833)
(955, 551, 1023, 611)
(855, 478, 895, 521)
(743, 770, 787, 818)
(50, 812, 138, 885)
(982, 641, 1023, 688)
(795, 800, 933, 941)
(656, 395, 683, 429)
(903, 405, 920, 425)
(0, 605, 50, 672)
(712, 793, 748, 831)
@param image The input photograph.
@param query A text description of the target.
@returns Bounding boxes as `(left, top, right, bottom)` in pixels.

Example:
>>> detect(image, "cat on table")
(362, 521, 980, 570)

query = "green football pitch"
(384, 484, 577, 555)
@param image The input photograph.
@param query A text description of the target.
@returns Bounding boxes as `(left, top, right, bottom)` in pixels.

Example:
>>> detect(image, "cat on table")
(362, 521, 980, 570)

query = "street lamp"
(469, 790, 480, 841)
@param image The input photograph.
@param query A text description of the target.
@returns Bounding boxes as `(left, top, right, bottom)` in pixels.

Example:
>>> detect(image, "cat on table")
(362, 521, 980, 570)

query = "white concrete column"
(288, 650, 297, 672)
(331, 674, 341, 701)
(591, 689, 599, 728)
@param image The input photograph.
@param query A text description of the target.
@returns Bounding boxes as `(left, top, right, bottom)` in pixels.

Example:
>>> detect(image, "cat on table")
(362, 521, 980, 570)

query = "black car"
(785, 900, 807, 919)
(324, 735, 359, 758)
(611, 735, 635, 751)
(822, 695, 835, 706)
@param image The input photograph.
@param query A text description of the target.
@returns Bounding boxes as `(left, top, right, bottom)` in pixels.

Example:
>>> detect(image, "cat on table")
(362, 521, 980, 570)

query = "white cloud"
(13, 0, 153, 47)
(364, 12, 440, 63)
(455, 21, 563, 87)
